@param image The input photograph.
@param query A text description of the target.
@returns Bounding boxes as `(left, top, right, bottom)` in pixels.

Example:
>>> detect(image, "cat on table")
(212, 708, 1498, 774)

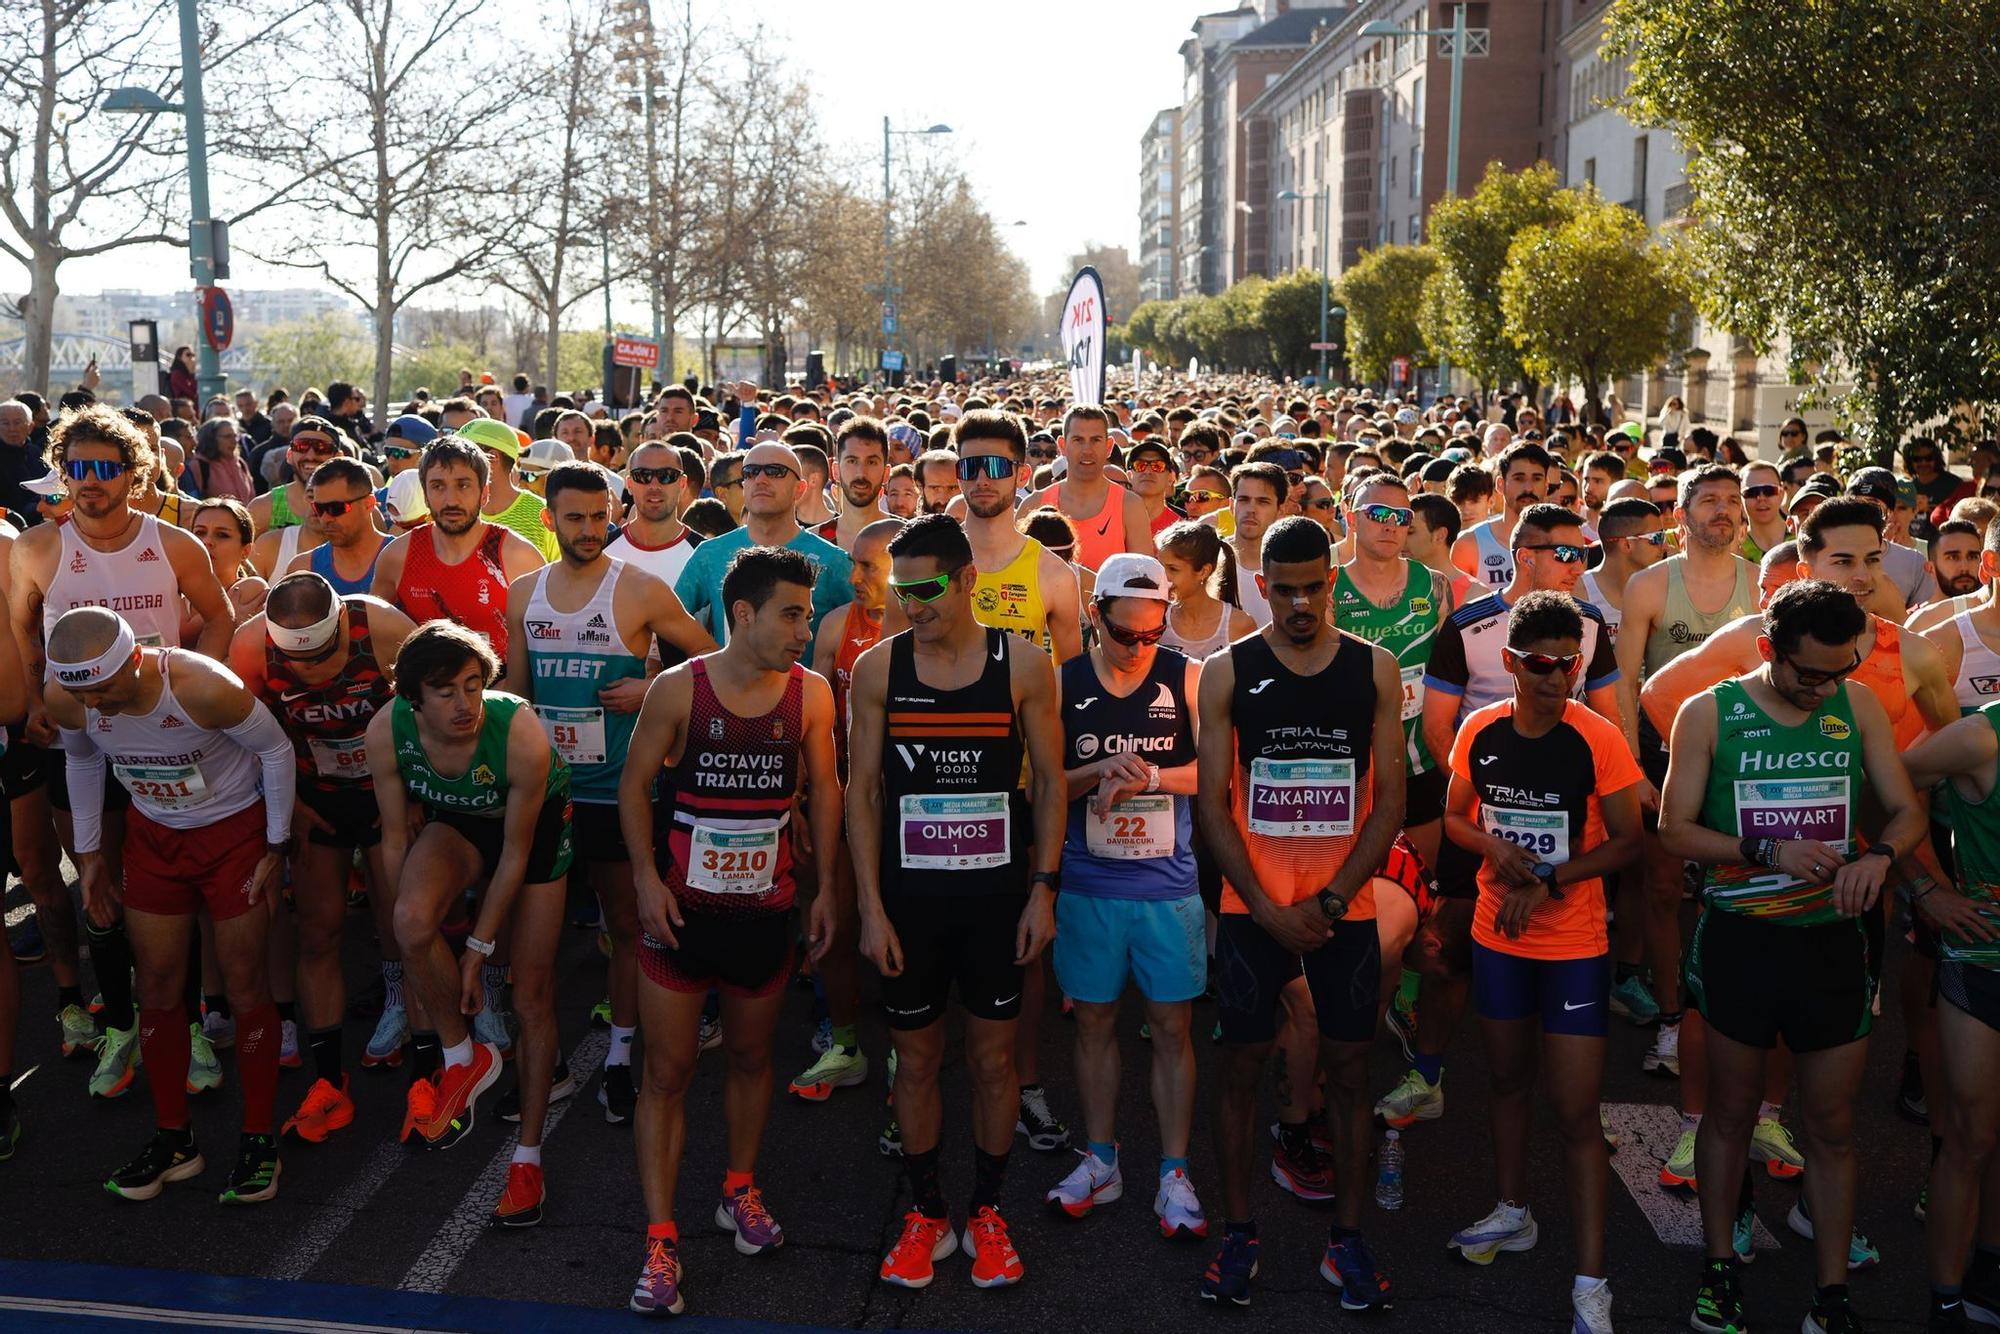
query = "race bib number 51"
(536, 705, 607, 766)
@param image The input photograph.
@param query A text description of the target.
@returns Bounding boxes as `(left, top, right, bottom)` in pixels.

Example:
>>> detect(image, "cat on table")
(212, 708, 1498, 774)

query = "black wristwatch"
(1031, 870, 1060, 892)
(1858, 844, 1895, 864)
(1531, 862, 1564, 901)
(1316, 887, 1350, 923)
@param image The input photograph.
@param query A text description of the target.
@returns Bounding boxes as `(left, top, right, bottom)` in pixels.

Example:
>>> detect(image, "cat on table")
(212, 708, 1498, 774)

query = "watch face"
(1532, 863, 1557, 880)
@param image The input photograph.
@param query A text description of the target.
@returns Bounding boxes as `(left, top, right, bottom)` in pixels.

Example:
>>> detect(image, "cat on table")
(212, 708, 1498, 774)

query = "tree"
(1609, 0, 2000, 457)
(238, 0, 526, 427)
(1420, 161, 1577, 397)
(1335, 246, 1438, 385)
(1185, 278, 1268, 372)
(1254, 269, 1327, 378)
(1499, 199, 1681, 424)
(0, 0, 303, 394)
(249, 313, 373, 398)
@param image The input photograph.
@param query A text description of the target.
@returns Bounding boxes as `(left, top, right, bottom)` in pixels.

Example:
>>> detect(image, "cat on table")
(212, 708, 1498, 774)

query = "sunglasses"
(739, 462, 797, 480)
(1097, 611, 1167, 647)
(1357, 502, 1414, 527)
(1184, 488, 1226, 504)
(713, 475, 743, 489)
(890, 571, 958, 603)
(312, 497, 370, 518)
(1126, 457, 1170, 474)
(1743, 484, 1781, 500)
(63, 458, 127, 481)
(1777, 647, 1863, 689)
(628, 465, 683, 486)
(1517, 542, 1587, 564)
(956, 455, 1016, 481)
(383, 445, 416, 460)
(1622, 530, 1670, 547)
(1027, 447, 1058, 461)
(1505, 648, 1583, 676)
(1308, 497, 1338, 512)
(1780, 430, 1806, 439)
(291, 438, 340, 457)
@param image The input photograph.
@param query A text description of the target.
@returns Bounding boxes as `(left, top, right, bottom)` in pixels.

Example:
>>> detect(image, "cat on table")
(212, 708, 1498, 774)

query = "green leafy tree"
(1499, 199, 1682, 425)
(1184, 278, 1269, 372)
(1420, 161, 1576, 397)
(1335, 245, 1438, 384)
(250, 315, 373, 401)
(1609, 0, 2000, 457)
(1256, 269, 1327, 377)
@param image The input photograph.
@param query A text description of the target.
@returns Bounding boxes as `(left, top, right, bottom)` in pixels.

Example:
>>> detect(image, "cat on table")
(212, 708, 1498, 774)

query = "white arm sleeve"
(59, 725, 107, 855)
(223, 700, 297, 845)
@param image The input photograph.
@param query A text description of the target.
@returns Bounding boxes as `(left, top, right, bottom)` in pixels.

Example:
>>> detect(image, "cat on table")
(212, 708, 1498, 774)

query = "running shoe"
(1934, 1301, 1972, 1333)
(89, 1023, 140, 1099)
(1804, 1291, 1864, 1333)
(1270, 1134, 1336, 1202)
(1199, 1228, 1259, 1306)
(1659, 1126, 1699, 1192)
(186, 1023, 223, 1095)
(589, 997, 612, 1029)
(1373, 1068, 1443, 1127)
(1016, 1086, 1070, 1152)
(1045, 1150, 1123, 1217)
(1385, 994, 1417, 1062)
(788, 1045, 868, 1102)
(810, 1016, 833, 1055)
(1731, 1200, 1756, 1265)
(10, 913, 44, 964)
(629, 1234, 685, 1315)
(1609, 973, 1661, 1024)
(1786, 1198, 1881, 1270)
(1689, 1263, 1747, 1334)
(400, 1075, 439, 1144)
(962, 1206, 1024, 1288)
(1155, 1168, 1207, 1240)
(0, 1102, 20, 1161)
(105, 1127, 203, 1201)
(218, 1133, 281, 1204)
(697, 1013, 723, 1053)
(415, 1040, 502, 1149)
(1751, 1114, 1805, 1179)
(1572, 1280, 1615, 1334)
(363, 1004, 407, 1068)
(877, 1118, 903, 1158)
(1448, 1201, 1538, 1264)
(879, 1211, 956, 1288)
(201, 1007, 236, 1049)
(471, 1005, 512, 1058)
(281, 1075, 356, 1144)
(57, 1003, 98, 1057)
(498, 1059, 574, 1124)
(716, 1185, 784, 1255)
(492, 1161, 544, 1227)
(278, 1019, 301, 1070)
(1897, 1049, 1929, 1125)
(599, 1063, 636, 1124)
(1643, 1021, 1681, 1077)
(1320, 1231, 1393, 1311)
(1963, 1268, 1999, 1325)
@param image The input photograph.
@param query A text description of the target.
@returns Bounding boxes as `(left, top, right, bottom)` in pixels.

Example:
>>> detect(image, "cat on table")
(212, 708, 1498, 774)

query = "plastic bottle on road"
(1374, 1129, 1404, 1210)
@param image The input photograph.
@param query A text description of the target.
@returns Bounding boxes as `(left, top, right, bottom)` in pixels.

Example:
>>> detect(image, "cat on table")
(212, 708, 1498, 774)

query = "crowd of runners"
(0, 372, 1994, 1334)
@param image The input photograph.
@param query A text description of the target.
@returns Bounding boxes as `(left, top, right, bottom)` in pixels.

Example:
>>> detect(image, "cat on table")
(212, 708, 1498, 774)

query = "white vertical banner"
(1060, 266, 1107, 406)
(1130, 345, 1141, 398)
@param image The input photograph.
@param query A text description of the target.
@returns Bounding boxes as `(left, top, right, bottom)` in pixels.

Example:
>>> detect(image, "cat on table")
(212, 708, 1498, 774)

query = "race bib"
(1733, 777, 1849, 846)
(1085, 794, 1176, 860)
(900, 792, 1010, 870)
(1480, 805, 1571, 864)
(307, 734, 370, 780)
(685, 825, 778, 895)
(136, 633, 165, 648)
(536, 705, 606, 766)
(1398, 664, 1425, 722)
(113, 761, 210, 811)
(1247, 757, 1355, 837)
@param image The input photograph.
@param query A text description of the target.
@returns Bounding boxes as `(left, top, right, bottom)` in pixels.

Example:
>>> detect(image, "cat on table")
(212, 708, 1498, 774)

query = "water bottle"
(1374, 1129, 1404, 1210)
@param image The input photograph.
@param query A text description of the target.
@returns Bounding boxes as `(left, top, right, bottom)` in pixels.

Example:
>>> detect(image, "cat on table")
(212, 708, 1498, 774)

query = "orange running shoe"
(879, 1210, 957, 1289)
(400, 1075, 439, 1144)
(416, 1041, 502, 1149)
(493, 1161, 544, 1227)
(281, 1075, 356, 1143)
(962, 1206, 1024, 1288)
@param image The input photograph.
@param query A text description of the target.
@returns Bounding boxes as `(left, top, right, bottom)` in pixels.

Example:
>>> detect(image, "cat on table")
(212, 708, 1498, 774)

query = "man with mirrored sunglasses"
(251, 416, 343, 540)
(955, 412, 1082, 663)
(608, 439, 704, 611)
(1739, 461, 1790, 564)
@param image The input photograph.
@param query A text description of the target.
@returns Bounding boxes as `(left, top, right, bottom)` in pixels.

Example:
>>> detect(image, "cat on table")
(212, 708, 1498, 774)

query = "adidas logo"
(160, 715, 183, 728)
(586, 614, 607, 628)
(136, 547, 160, 563)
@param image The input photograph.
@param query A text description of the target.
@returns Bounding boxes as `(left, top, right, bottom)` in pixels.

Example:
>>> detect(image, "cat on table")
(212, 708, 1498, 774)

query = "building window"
(1389, 155, 1397, 188)
(1583, 157, 1597, 186)
(1410, 213, 1421, 242)
(1632, 134, 1649, 214)
(1410, 146, 1420, 197)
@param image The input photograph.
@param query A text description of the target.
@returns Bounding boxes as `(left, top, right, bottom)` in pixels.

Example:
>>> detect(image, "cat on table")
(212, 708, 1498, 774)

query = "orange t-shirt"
(1449, 699, 1641, 960)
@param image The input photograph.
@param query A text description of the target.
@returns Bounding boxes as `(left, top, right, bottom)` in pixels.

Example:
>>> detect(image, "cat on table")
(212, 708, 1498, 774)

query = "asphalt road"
(0, 879, 1945, 1333)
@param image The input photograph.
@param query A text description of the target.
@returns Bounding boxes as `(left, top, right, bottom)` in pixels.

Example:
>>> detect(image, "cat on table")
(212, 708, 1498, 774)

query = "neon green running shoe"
(89, 1024, 140, 1099)
(186, 1024, 224, 1095)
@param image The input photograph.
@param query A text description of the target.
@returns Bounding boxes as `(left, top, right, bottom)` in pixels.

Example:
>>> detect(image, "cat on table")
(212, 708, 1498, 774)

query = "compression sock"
(970, 1146, 1010, 1213)
(408, 1030, 443, 1083)
(1397, 967, 1421, 1008)
(381, 960, 404, 1009)
(905, 1146, 946, 1220)
(308, 1025, 343, 1085)
(1412, 1054, 1443, 1085)
(138, 1004, 191, 1128)
(235, 1003, 281, 1134)
(85, 920, 135, 1030)
(481, 964, 507, 1011)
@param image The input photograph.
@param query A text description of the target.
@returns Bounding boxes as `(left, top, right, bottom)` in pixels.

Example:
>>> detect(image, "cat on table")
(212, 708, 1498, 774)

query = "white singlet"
(45, 513, 182, 655)
(84, 650, 264, 829)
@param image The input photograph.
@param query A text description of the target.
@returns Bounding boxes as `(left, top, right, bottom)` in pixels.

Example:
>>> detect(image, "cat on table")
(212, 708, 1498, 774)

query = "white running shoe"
(1044, 1150, 1122, 1217)
(1154, 1168, 1208, 1240)
(1572, 1279, 1615, 1333)
(201, 1009, 236, 1049)
(1448, 1201, 1538, 1264)
(1642, 1022, 1680, 1077)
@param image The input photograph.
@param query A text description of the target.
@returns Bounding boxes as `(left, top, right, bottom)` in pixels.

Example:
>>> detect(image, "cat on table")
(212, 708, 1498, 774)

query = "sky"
(19, 0, 1199, 320)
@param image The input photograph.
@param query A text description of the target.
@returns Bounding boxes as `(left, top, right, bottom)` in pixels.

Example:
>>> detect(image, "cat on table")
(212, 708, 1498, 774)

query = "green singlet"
(391, 690, 567, 817)
(1332, 560, 1441, 772)
(1939, 701, 2000, 968)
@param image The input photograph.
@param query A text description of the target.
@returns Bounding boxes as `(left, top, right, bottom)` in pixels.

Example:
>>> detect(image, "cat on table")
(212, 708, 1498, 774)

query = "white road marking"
(1602, 1102, 1781, 1251)
(267, 1140, 409, 1282)
(0, 1295, 437, 1333)
(398, 1030, 611, 1294)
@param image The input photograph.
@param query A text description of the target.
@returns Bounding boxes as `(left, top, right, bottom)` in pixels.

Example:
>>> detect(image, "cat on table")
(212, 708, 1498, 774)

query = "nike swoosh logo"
(1563, 1001, 1595, 1011)
(992, 640, 1005, 662)
(1095, 515, 1113, 537)
(1073, 697, 1098, 710)
(1248, 679, 1274, 694)
(992, 992, 1021, 1008)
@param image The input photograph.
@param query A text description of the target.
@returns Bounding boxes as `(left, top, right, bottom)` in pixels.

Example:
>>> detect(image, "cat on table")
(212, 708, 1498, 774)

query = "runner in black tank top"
(844, 514, 1064, 1293)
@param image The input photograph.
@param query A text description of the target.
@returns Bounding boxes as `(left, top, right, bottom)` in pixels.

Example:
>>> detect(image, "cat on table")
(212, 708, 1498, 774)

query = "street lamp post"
(102, 0, 223, 401)
(1278, 187, 1333, 383)
(881, 119, 952, 380)
(1361, 7, 1487, 403)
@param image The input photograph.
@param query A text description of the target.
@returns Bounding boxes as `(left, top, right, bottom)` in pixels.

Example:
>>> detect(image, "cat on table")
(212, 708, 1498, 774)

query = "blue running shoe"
(1199, 1228, 1259, 1306)
(1320, 1231, 1393, 1311)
